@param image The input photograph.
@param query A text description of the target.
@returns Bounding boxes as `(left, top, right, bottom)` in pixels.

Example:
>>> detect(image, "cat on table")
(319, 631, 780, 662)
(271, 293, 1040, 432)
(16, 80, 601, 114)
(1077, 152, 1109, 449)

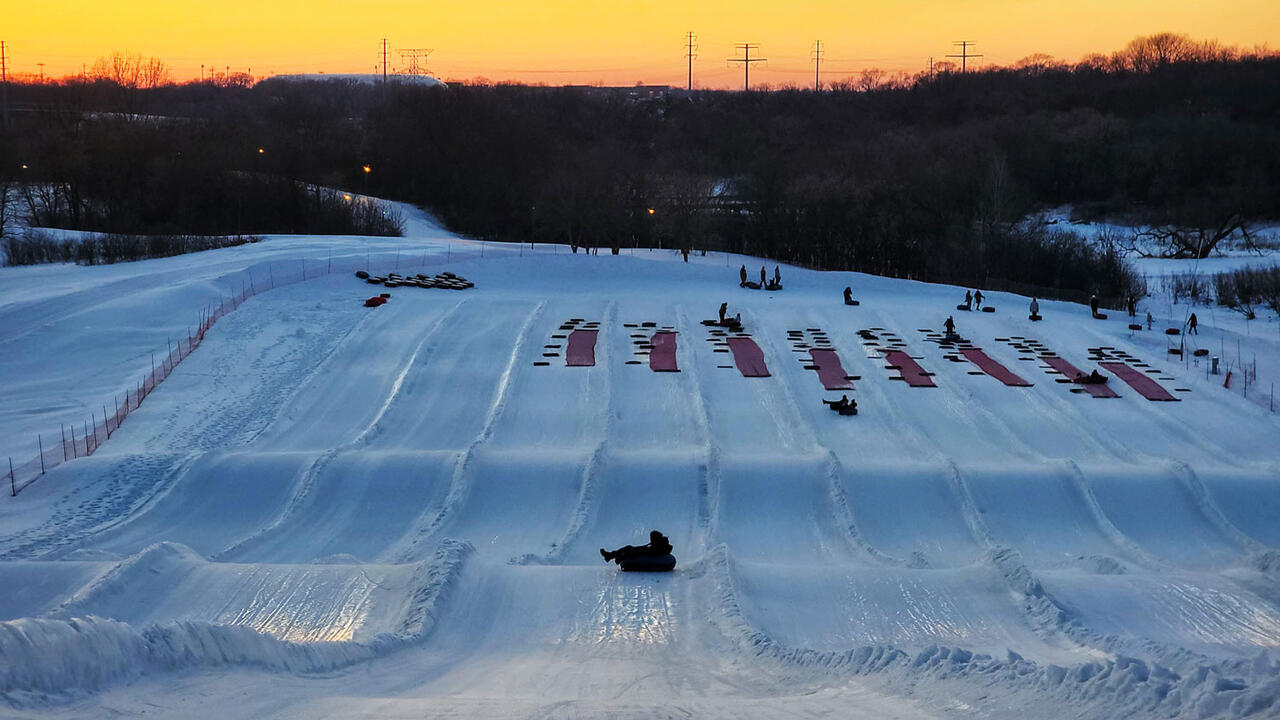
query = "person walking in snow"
(1146, 311, 1153, 331)
(759, 266, 767, 288)
(1089, 294, 1100, 317)
(974, 290, 984, 310)
(1127, 295, 1137, 318)
(1188, 313, 1198, 334)
(944, 316, 956, 337)
(773, 266, 781, 286)
(601, 530, 673, 564)
(963, 290, 972, 310)
(739, 265, 747, 287)
(1029, 297, 1040, 318)
(718, 302, 728, 324)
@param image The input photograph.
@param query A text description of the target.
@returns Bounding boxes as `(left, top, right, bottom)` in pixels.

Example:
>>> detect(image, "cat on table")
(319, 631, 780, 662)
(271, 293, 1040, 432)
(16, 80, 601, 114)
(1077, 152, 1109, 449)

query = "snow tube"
(619, 553, 676, 572)
(981, 306, 995, 313)
(364, 296, 387, 307)
(1029, 314, 1042, 321)
(1128, 323, 1142, 331)
(844, 299, 860, 306)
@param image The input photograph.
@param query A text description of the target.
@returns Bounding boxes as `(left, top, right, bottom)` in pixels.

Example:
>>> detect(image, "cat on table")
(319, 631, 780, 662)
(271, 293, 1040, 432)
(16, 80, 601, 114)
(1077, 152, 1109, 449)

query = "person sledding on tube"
(601, 530, 672, 565)
(1074, 369, 1108, 384)
(823, 394, 858, 415)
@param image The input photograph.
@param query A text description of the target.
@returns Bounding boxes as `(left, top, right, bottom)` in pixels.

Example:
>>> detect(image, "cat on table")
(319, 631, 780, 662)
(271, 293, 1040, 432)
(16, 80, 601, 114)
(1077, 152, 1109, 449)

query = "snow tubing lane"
(618, 553, 677, 572)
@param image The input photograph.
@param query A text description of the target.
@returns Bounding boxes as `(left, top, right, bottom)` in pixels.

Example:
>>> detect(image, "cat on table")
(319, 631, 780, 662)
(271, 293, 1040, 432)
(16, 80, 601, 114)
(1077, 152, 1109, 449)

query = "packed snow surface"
(1, 205, 1278, 718)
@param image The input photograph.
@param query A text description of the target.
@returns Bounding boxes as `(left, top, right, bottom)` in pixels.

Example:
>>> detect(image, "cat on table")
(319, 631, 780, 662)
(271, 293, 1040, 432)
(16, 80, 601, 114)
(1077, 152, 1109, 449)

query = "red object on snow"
(960, 348, 1032, 387)
(650, 332, 679, 372)
(1043, 356, 1119, 398)
(882, 350, 936, 387)
(1099, 361, 1178, 401)
(726, 337, 770, 377)
(566, 329, 598, 367)
(364, 296, 387, 307)
(808, 348, 852, 390)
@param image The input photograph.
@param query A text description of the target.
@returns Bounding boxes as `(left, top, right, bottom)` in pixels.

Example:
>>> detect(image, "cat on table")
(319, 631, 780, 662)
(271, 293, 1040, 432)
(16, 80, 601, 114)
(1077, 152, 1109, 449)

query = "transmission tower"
(727, 43, 766, 91)
(685, 32, 697, 90)
(397, 48, 433, 77)
(380, 38, 390, 81)
(811, 40, 824, 91)
(1, 41, 8, 128)
(946, 41, 983, 73)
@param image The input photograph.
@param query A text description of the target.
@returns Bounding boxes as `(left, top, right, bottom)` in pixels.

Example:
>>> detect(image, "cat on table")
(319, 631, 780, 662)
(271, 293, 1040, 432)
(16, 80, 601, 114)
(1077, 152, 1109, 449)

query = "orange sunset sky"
(8, 0, 1279, 87)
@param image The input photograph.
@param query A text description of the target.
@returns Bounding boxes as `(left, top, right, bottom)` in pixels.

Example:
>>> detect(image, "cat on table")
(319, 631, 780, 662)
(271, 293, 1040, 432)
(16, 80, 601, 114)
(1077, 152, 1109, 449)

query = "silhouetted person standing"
(1089, 294, 1100, 317)
(944, 316, 956, 336)
(759, 266, 766, 287)
(1188, 313, 1199, 334)
(1127, 295, 1137, 317)
(964, 290, 972, 311)
(973, 290, 984, 310)
(739, 265, 747, 286)
(719, 302, 728, 323)
(1029, 297, 1040, 317)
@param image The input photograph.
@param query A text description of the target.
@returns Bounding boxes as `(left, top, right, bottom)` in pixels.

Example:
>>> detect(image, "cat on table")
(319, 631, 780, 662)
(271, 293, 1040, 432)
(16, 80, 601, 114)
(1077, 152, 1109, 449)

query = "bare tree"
(90, 51, 171, 112)
(1128, 215, 1256, 259)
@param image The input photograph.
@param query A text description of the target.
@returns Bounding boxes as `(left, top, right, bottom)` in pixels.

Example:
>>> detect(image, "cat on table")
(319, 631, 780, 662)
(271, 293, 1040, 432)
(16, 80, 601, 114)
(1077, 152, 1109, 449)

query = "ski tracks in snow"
(388, 301, 546, 564)
(213, 299, 469, 562)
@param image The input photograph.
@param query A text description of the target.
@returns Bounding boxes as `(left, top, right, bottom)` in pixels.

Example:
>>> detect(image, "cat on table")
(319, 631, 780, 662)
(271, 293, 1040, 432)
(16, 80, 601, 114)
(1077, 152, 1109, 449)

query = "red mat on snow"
(1043, 356, 1119, 398)
(808, 349, 852, 390)
(650, 332, 679, 372)
(960, 348, 1032, 387)
(566, 330, 598, 367)
(882, 350, 936, 387)
(1098, 361, 1179, 401)
(726, 337, 770, 377)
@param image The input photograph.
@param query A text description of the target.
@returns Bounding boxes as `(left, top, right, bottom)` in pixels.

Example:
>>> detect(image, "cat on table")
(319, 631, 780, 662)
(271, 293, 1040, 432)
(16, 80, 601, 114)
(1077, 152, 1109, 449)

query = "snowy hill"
(1, 207, 1278, 718)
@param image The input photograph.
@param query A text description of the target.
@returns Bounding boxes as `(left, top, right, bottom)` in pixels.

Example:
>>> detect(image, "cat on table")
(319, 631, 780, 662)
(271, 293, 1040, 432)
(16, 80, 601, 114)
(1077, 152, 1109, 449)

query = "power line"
(811, 40, 824, 91)
(946, 40, 983, 73)
(397, 48, 433, 77)
(685, 32, 697, 90)
(727, 43, 766, 91)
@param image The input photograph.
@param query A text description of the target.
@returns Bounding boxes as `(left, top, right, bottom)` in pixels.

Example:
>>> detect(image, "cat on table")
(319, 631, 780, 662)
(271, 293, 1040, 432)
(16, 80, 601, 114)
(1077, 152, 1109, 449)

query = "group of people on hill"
(739, 265, 782, 291)
(960, 289, 985, 311)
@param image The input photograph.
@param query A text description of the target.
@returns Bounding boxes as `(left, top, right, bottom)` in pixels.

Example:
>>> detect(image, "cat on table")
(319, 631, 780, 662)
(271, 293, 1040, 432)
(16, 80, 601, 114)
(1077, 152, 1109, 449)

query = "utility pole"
(947, 41, 983, 73)
(685, 32, 697, 90)
(1, 41, 9, 129)
(811, 40, 824, 91)
(380, 38, 390, 81)
(397, 48, 433, 76)
(728, 43, 766, 91)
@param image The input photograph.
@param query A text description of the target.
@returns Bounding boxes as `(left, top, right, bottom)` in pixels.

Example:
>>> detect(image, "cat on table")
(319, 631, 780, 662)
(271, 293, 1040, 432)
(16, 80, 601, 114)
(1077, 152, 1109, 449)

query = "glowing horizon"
(7, 0, 1278, 88)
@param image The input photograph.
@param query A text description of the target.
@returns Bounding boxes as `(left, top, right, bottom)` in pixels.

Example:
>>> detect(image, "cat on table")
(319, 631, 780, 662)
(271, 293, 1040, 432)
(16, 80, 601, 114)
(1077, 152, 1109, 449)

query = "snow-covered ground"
(1, 205, 1278, 718)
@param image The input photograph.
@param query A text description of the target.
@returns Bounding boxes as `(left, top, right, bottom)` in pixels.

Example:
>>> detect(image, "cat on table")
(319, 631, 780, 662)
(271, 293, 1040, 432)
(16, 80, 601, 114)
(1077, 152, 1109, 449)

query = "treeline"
(3, 33, 1278, 300)
(2, 230, 260, 266)
(2, 110, 403, 243)
(1214, 265, 1280, 320)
